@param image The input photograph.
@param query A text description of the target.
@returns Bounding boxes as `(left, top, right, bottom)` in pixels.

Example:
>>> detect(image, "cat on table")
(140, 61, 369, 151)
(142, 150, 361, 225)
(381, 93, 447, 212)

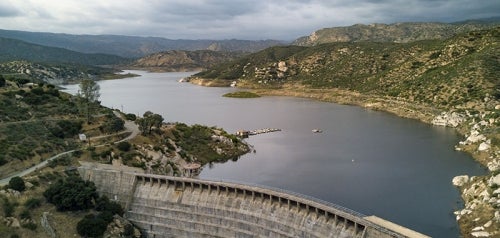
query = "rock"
(489, 174, 500, 187)
(466, 130, 486, 144)
(453, 175, 469, 187)
(493, 188, 500, 195)
(460, 209, 472, 215)
(103, 215, 141, 238)
(6, 217, 20, 228)
(472, 226, 484, 231)
(432, 111, 465, 127)
(478, 142, 491, 152)
(487, 160, 500, 171)
(41, 212, 57, 238)
(484, 220, 492, 228)
(471, 231, 490, 237)
(25, 181, 34, 189)
(495, 105, 500, 110)
(6, 189, 20, 198)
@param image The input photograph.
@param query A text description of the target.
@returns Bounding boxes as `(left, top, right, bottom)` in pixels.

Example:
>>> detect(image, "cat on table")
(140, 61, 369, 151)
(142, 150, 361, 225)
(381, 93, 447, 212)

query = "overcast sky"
(1, 0, 498, 40)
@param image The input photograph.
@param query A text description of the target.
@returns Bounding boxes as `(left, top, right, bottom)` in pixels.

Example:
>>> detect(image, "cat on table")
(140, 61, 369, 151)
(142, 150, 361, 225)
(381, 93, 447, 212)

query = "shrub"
(125, 113, 136, 121)
(124, 224, 135, 236)
(43, 176, 98, 211)
(24, 198, 41, 209)
(21, 222, 37, 230)
(9, 176, 25, 192)
(116, 141, 131, 152)
(101, 116, 125, 133)
(95, 195, 123, 216)
(0, 75, 5, 87)
(77, 214, 109, 237)
(19, 209, 31, 219)
(2, 197, 16, 217)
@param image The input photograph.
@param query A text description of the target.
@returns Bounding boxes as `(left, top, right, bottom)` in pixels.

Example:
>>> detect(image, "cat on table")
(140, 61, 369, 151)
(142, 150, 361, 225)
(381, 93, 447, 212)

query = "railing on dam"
(134, 173, 406, 238)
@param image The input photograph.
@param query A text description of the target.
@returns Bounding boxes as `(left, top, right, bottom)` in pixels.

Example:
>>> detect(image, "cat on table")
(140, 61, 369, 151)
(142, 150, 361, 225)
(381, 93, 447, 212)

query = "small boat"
(312, 129, 322, 133)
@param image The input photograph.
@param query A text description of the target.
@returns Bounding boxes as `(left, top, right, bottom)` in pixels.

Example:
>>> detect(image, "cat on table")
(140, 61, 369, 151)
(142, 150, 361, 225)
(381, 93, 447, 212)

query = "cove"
(63, 70, 486, 237)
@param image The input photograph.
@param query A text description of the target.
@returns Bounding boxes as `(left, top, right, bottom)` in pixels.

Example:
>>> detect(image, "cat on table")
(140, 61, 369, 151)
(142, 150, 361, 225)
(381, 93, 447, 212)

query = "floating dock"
(236, 128, 281, 137)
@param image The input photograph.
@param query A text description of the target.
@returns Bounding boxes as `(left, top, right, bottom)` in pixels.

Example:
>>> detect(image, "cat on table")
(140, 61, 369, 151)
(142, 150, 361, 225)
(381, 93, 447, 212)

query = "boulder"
(471, 231, 490, 237)
(453, 175, 469, 187)
(489, 174, 500, 187)
(5, 217, 20, 228)
(466, 130, 486, 144)
(103, 215, 141, 238)
(478, 142, 490, 152)
(431, 112, 465, 127)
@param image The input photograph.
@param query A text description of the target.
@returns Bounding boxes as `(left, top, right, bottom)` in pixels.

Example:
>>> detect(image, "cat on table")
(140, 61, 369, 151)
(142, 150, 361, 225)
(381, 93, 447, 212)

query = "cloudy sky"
(0, 0, 498, 40)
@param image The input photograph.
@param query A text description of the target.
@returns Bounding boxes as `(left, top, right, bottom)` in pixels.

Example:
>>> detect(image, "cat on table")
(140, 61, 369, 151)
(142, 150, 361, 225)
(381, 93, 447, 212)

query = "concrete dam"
(78, 163, 428, 238)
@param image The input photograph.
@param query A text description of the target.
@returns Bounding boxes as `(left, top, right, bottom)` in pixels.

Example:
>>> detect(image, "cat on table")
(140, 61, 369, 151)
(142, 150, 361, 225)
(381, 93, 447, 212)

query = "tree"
(77, 79, 100, 123)
(77, 214, 109, 237)
(43, 176, 98, 211)
(0, 75, 5, 87)
(9, 176, 25, 192)
(137, 111, 164, 135)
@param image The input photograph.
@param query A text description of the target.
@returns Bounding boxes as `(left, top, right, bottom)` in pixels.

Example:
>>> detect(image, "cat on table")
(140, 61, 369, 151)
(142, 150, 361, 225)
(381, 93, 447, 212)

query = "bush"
(77, 214, 109, 238)
(101, 116, 125, 133)
(19, 209, 31, 219)
(95, 196, 123, 216)
(116, 141, 131, 152)
(2, 197, 16, 217)
(0, 75, 5, 87)
(21, 222, 37, 230)
(9, 176, 25, 192)
(125, 113, 136, 121)
(43, 176, 98, 211)
(124, 224, 135, 236)
(24, 198, 41, 209)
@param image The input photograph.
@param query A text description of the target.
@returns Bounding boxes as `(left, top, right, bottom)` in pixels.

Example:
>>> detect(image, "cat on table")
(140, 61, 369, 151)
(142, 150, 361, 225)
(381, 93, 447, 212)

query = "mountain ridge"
(293, 19, 499, 46)
(0, 29, 284, 58)
(129, 50, 242, 72)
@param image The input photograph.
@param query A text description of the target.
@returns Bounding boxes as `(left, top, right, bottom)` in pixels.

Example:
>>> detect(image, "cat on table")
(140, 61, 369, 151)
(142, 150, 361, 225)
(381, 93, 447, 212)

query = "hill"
(293, 19, 499, 46)
(129, 50, 242, 72)
(0, 37, 128, 66)
(0, 29, 284, 58)
(194, 27, 499, 110)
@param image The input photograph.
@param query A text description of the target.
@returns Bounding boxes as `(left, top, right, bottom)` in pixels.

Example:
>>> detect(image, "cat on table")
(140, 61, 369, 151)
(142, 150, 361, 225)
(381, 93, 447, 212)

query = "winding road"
(0, 112, 139, 186)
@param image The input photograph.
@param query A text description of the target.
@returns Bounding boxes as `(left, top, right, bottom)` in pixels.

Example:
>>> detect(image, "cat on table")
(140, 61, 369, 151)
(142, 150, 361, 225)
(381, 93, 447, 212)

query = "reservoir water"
(63, 71, 485, 237)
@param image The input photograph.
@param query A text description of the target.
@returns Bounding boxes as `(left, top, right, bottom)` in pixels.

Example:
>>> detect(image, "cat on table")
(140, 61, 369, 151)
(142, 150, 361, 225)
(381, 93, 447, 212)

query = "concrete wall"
(79, 164, 426, 238)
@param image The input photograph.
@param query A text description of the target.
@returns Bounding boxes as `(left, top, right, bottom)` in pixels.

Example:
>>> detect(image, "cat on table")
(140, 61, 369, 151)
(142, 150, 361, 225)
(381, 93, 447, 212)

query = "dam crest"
(78, 162, 428, 238)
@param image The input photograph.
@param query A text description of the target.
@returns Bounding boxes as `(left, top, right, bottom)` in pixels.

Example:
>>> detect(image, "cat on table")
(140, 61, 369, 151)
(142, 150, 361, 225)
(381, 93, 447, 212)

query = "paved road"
(0, 112, 140, 186)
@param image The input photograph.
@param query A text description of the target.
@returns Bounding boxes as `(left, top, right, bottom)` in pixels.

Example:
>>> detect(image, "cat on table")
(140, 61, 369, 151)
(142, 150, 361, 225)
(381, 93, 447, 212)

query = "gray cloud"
(1, 0, 498, 40)
(0, 2, 21, 17)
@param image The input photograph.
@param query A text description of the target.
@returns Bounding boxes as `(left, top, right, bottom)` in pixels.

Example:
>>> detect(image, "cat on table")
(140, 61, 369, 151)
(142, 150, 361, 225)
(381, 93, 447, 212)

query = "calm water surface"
(63, 71, 485, 237)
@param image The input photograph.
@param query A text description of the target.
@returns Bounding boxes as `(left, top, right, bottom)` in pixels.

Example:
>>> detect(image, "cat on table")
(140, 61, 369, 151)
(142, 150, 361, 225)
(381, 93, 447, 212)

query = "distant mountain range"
(0, 37, 129, 65)
(0, 29, 284, 58)
(293, 18, 500, 46)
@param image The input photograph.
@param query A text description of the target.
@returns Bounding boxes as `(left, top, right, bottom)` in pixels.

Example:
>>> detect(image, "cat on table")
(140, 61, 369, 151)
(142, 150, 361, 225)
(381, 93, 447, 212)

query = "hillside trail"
(0, 112, 139, 186)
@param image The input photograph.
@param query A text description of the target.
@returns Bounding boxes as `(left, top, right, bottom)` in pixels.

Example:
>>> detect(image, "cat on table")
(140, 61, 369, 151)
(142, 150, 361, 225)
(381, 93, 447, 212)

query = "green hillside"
(194, 27, 499, 109)
(0, 37, 129, 65)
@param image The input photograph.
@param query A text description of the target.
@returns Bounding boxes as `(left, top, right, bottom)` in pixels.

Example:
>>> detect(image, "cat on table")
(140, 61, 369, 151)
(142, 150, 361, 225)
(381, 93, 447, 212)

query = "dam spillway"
(78, 163, 428, 238)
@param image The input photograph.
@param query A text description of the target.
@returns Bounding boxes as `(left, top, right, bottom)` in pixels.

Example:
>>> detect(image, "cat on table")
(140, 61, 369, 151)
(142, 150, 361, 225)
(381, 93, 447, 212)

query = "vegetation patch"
(223, 91, 260, 98)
